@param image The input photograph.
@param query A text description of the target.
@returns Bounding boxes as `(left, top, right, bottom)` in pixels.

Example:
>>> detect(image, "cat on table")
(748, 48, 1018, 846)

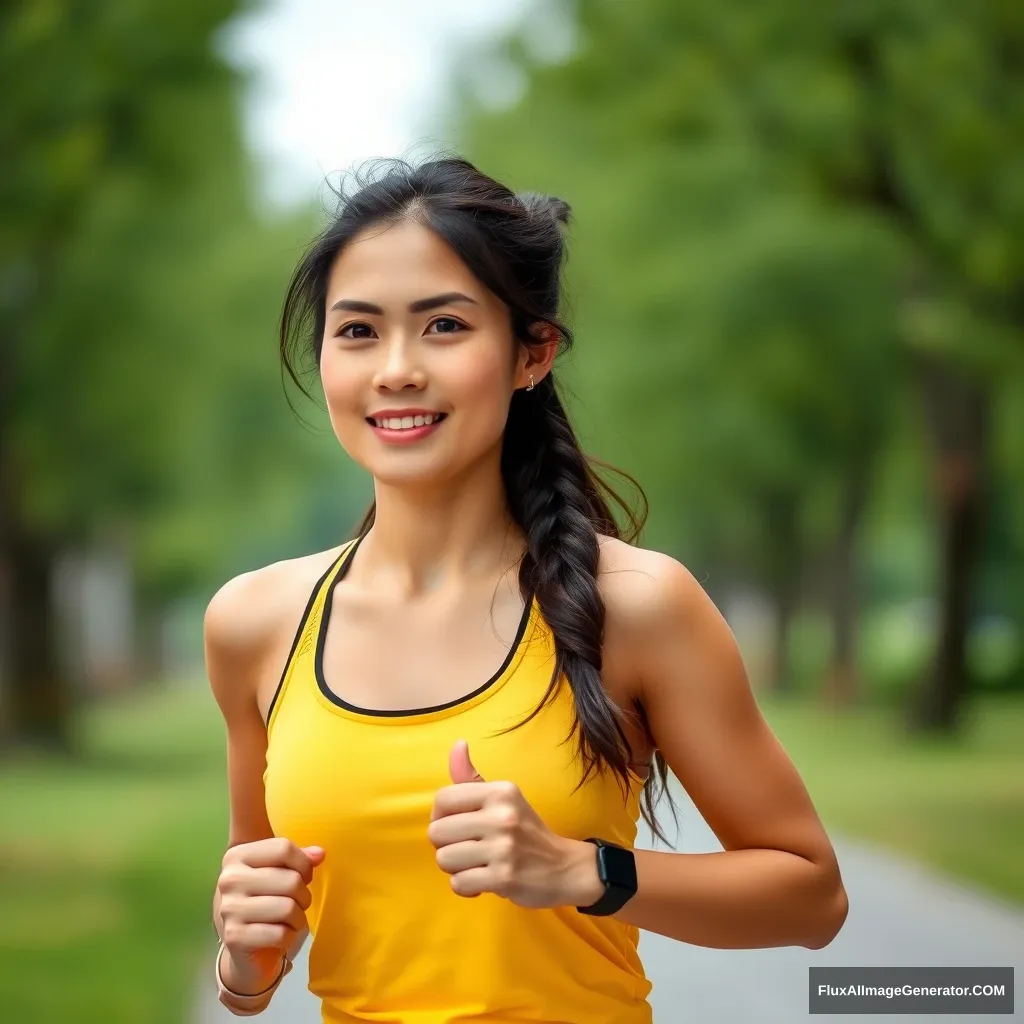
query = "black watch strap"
(576, 838, 638, 917)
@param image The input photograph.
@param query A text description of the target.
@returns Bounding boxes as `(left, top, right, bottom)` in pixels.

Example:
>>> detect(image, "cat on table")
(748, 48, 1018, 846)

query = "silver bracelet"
(215, 941, 291, 1012)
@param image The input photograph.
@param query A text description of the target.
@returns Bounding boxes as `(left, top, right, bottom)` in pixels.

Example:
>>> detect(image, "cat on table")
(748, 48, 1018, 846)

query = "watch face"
(600, 842, 638, 893)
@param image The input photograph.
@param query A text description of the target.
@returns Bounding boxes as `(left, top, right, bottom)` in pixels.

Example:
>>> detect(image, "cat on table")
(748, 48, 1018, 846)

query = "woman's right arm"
(205, 570, 322, 1015)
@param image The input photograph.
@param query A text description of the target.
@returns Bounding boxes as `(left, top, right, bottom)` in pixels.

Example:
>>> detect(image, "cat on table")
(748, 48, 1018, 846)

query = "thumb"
(302, 845, 326, 866)
(449, 739, 484, 784)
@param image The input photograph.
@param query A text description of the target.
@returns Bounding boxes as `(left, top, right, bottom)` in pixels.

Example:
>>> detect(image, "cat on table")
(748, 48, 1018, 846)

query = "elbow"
(803, 879, 849, 950)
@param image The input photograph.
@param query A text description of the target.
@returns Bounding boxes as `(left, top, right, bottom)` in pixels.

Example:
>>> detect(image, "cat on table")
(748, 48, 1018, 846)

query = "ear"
(515, 321, 560, 391)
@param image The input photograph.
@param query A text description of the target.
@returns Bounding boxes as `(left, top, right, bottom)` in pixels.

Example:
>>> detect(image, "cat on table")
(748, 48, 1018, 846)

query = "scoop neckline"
(313, 533, 537, 725)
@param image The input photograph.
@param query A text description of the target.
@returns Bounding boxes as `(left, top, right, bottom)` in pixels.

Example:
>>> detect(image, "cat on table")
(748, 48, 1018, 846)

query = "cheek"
(320, 346, 361, 406)
(447, 344, 514, 413)
(319, 350, 367, 441)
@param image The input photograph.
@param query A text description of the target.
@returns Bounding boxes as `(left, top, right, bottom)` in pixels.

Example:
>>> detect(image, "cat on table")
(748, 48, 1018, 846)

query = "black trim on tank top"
(264, 544, 354, 726)
(314, 533, 534, 718)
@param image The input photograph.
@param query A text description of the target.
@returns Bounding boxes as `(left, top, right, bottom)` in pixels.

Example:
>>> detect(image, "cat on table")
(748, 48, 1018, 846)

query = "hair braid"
(504, 377, 632, 790)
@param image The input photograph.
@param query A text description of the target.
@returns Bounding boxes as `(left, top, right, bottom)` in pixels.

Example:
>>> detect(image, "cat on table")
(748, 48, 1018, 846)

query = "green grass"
(761, 694, 1024, 905)
(0, 681, 227, 1023)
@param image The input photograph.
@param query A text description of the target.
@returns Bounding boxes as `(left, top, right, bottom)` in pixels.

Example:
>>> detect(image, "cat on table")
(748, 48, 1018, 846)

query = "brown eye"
(339, 322, 376, 339)
(427, 317, 466, 335)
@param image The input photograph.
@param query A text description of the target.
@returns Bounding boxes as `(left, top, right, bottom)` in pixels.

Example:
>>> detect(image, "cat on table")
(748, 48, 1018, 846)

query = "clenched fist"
(215, 837, 324, 994)
(427, 740, 602, 909)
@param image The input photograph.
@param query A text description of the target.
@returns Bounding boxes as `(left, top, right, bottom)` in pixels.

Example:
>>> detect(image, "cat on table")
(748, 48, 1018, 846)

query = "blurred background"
(1, 0, 1021, 1021)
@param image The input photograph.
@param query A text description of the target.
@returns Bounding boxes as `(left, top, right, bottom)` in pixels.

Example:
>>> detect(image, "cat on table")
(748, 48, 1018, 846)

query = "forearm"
(563, 840, 847, 950)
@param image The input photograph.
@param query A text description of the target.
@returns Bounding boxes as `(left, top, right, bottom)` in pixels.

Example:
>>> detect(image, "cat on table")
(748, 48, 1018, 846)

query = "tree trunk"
(0, 321, 15, 747)
(823, 462, 871, 708)
(0, 369, 71, 747)
(6, 530, 72, 749)
(134, 589, 164, 687)
(771, 576, 799, 695)
(764, 490, 801, 695)
(908, 356, 989, 733)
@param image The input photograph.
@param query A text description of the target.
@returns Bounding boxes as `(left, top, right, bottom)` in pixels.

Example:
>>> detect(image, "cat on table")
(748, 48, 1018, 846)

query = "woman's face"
(320, 218, 544, 488)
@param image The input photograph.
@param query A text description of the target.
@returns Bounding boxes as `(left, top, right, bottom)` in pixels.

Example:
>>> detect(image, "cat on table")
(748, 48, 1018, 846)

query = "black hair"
(280, 156, 674, 842)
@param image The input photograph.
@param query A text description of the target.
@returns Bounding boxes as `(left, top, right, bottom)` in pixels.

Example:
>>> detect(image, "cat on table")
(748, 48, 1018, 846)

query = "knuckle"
(218, 894, 242, 921)
(270, 895, 294, 920)
(272, 836, 295, 859)
(494, 780, 519, 801)
(496, 834, 516, 861)
(218, 864, 246, 892)
(491, 804, 519, 830)
(221, 847, 236, 869)
(493, 865, 515, 897)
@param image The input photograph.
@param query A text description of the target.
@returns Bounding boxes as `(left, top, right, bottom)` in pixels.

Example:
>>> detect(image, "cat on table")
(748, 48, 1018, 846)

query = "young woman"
(208, 157, 848, 1022)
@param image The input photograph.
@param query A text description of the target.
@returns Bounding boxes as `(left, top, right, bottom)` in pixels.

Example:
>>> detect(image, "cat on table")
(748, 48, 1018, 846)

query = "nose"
(372, 336, 427, 393)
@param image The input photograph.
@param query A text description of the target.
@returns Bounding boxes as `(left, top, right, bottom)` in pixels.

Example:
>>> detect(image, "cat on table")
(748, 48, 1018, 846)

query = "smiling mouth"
(366, 413, 447, 431)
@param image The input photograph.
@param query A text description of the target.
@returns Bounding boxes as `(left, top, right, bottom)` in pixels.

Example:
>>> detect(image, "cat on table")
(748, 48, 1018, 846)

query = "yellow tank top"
(263, 536, 653, 1023)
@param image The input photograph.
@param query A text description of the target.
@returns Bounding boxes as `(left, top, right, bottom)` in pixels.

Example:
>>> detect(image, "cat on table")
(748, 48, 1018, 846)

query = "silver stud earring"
(526, 374, 535, 391)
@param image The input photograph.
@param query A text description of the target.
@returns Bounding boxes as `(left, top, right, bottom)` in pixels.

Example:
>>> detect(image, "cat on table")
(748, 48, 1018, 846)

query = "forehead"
(326, 218, 491, 306)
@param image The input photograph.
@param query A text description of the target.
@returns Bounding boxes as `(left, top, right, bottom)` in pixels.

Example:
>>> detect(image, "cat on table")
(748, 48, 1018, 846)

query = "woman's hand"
(428, 740, 603, 909)
(216, 837, 324, 993)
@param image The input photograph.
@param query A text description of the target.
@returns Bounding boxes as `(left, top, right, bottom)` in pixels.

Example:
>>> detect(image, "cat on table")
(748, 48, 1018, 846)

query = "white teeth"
(375, 414, 441, 430)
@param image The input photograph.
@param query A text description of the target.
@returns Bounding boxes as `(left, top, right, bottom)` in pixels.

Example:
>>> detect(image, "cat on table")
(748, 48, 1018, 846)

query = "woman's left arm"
(429, 548, 848, 949)
(571, 548, 849, 950)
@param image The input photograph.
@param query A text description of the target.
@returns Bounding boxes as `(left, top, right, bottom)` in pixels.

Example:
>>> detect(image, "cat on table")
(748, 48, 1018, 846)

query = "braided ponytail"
(280, 156, 675, 841)
(502, 375, 674, 841)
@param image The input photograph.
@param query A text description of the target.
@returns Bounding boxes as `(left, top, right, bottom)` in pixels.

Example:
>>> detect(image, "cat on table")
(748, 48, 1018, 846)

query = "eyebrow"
(329, 292, 479, 315)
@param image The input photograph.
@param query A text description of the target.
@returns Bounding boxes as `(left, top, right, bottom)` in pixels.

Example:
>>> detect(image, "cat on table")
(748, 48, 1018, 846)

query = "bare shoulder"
(204, 544, 348, 712)
(205, 545, 346, 651)
(596, 535, 737, 707)
(596, 535, 711, 635)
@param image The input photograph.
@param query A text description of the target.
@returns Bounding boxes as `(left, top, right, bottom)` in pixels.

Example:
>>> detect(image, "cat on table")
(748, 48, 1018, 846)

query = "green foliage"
(2, 0, 357, 599)
(453, 0, 1024, 660)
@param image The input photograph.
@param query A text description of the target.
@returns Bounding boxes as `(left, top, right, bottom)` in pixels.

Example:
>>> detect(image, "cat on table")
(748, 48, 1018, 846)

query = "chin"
(339, 427, 502, 492)
(361, 452, 459, 490)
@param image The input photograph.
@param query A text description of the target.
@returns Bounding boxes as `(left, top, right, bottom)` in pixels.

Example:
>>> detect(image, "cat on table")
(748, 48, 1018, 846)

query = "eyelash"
(336, 317, 468, 340)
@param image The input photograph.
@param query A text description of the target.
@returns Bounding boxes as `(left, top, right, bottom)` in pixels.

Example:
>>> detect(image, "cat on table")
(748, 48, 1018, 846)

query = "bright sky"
(222, 0, 541, 207)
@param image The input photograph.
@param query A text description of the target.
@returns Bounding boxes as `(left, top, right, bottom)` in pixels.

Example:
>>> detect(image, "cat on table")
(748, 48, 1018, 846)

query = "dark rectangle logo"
(809, 967, 1013, 1014)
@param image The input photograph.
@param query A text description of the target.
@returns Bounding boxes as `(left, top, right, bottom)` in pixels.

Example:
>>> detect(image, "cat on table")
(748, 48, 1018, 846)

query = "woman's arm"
(427, 542, 847, 949)
(206, 570, 314, 1008)
(583, 545, 848, 950)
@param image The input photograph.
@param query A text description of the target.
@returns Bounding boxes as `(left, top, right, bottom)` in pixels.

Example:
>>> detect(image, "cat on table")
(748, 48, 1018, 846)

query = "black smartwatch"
(576, 838, 638, 916)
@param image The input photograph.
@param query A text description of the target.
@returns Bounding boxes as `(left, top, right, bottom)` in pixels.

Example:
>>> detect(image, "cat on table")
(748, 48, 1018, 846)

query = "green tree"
(0, 0, 348, 747)
(454, 0, 1024, 724)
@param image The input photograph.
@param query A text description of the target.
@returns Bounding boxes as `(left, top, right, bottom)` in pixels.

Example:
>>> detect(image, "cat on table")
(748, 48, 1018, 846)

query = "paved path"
(193, 781, 1023, 1022)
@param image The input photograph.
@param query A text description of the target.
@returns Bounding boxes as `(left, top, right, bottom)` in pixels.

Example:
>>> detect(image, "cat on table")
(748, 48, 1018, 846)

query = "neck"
(355, 450, 525, 600)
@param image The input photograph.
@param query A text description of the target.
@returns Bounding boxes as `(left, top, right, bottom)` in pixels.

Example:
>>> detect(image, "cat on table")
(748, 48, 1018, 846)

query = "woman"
(208, 157, 847, 1022)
